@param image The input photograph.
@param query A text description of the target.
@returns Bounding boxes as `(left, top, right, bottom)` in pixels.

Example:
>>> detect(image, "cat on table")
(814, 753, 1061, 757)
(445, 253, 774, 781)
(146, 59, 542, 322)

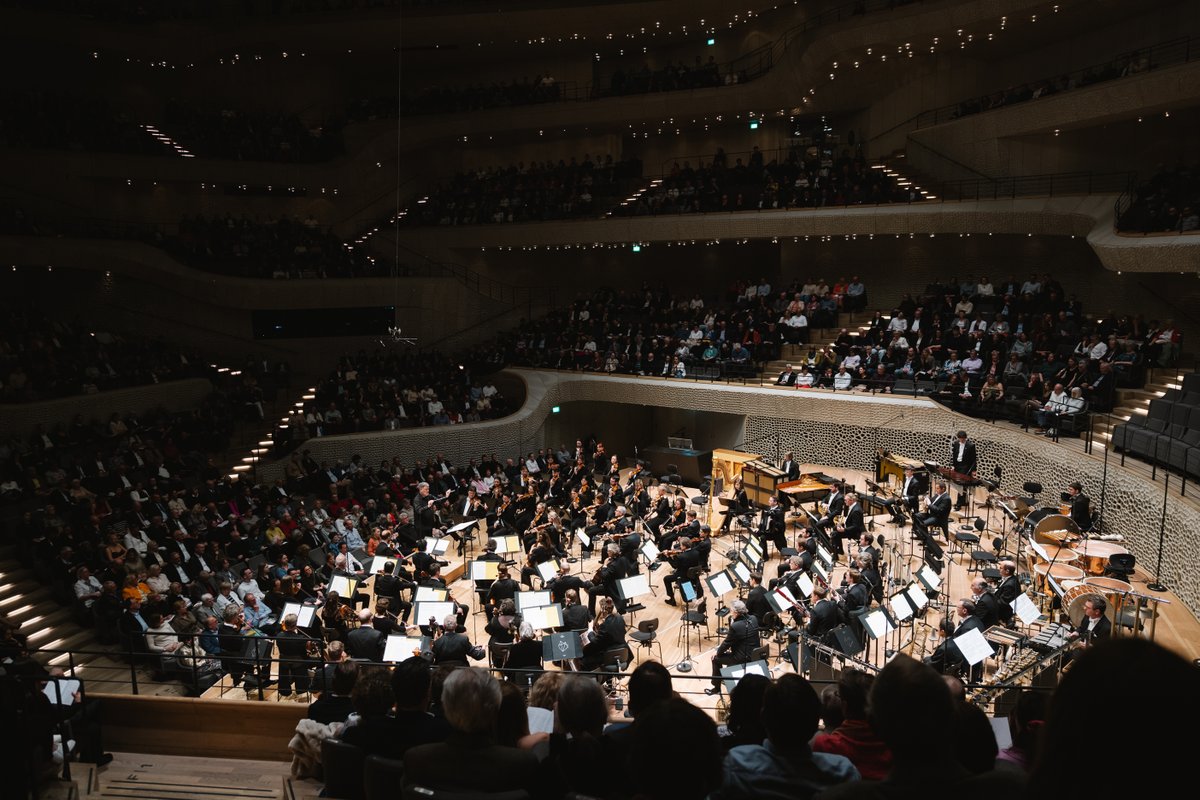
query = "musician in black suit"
(745, 573, 771, 624)
(1071, 595, 1112, 645)
(590, 544, 633, 615)
(1066, 481, 1093, 532)
(833, 493, 865, 562)
(970, 577, 1002, 628)
(276, 613, 317, 697)
(706, 600, 760, 695)
(580, 596, 627, 670)
(816, 483, 846, 535)
(801, 584, 839, 673)
(345, 609, 386, 659)
(884, 466, 926, 523)
(660, 507, 699, 552)
(757, 495, 788, 558)
(857, 553, 884, 605)
(994, 560, 1021, 625)
(779, 451, 801, 481)
(926, 599, 984, 679)
(950, 430, 978, 509)
(914, 481, 951, 570)
(374, 561, 414, 623)
(430, 615, 485, 666)
(838, 569, 871, 647)
(662, 537, 702, 606)
(546, 564, 592, 606)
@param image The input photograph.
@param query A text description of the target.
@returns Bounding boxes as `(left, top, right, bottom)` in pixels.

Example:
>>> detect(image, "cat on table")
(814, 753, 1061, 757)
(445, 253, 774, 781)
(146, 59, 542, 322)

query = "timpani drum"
(1074, 540, 1130, 576)
(1083, 576, 1134, 618)
(1033, 562, 1086, 596)
(1033, 514, 1081, 542)
(1059, 503, 1073, 516)
(1033, 546, 1079, 567)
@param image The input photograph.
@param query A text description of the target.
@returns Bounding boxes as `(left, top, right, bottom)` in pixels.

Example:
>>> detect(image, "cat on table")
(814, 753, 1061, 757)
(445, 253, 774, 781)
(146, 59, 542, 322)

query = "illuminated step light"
(242, 456, 259, 463)
(232, 465, 251, 472)
(258, 440, 273, 446)
(302, 394, 316, 400)
(251, 448, 269, 455)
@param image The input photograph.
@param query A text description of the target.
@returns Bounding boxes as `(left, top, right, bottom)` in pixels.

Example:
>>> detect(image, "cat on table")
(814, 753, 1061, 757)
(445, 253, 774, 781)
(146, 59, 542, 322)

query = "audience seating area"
(1, 307, 207, 402)
(401, 155, 642, 227)
(1111, 372, 1200, 478)
(1117, 164, 1200, 234)
(613, 144, 919, 217)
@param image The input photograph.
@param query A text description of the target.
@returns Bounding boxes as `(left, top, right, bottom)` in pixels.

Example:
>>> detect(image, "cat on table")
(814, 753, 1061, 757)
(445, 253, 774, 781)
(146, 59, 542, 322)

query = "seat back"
(320, 739, 365, 800)
(1108, 553, 1136, 572)
(638, 618, 659, 635)
(364, 755, 405, 800)
(750, 645, 769, 661)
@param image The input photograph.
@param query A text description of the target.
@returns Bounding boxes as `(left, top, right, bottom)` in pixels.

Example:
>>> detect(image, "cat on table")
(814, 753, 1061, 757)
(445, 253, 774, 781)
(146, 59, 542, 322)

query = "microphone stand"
(1147, 458, 1170, 592)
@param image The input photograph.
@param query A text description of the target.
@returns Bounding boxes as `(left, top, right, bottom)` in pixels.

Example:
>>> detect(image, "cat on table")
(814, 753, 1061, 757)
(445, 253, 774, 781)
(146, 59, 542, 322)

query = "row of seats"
(1111, 372, 1200, 477)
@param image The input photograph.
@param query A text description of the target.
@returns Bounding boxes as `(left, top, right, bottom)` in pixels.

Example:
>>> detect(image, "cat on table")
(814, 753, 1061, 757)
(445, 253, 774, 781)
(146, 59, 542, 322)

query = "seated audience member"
(818, 655, 1023, 799)
(526, 672, 564, 735)
(307, 660, 358, 725)
(995, 690, 1049, 773)
(717, 673, 860, 798)
(812, 668, 892, 780)
(338, 667, 405, 758)
(542, 676, 619, 798)
(629, 698, 725, 800)
(495, 680, 548, 751)
(718, 673, 770, 752)
(404, 668, 539, 794)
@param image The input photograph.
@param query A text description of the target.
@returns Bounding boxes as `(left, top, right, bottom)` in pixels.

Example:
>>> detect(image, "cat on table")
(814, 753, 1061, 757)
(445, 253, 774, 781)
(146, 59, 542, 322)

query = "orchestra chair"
(629, 618, 662, 664)
(970, 535, 1004, 580)
(488, 641, 514, 672)
(598, 644, 633, 694)
(320, 739, 365, 800)
(364, 755, 405, 800)
(951, 523, 980, 557)
(1104, 553, 1136, 581)
(750, 644, 770, 663)
(677, 598, 709, 649)
(402, 787, 530, 800)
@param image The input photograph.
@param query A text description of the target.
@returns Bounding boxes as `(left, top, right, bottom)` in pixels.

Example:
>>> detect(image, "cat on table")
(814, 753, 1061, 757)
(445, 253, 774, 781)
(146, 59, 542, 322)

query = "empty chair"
(321, 739, 366, 800)
(892, 378, 916, 396)
(1167, 430, 1200, 472)
(629, 618, 662, 664)
(1104, 553, 1136, 581)
(364, 755, 406, 800)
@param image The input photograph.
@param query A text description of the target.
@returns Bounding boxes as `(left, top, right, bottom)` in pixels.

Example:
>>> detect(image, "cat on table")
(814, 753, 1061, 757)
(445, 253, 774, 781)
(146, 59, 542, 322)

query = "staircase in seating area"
(758, 311, 868, 381)
(1091, 371, 1187, 452)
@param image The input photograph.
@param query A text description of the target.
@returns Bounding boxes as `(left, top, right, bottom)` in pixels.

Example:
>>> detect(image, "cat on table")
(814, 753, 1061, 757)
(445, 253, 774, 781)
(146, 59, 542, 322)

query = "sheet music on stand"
(917, 565, 941, 594)
(720, 659, 771, 693)
(744, 538, 764, 564)
(414, 601, 455, 625)
(516, 590, 551, 613)
(537, 560, 561, 582)
(681, 580, 699, 603)
(706, 570, 734, 597)
(888, 590, 915, 623)
(42, 678, 81, 706)
(328, 573, 359, 600)
(447, 519, 478, 535)
(469, 560, 499, 581)
(575, 529, 591, 549)
(492, 535, 521, 555)
(282, 601, 317, 628)
(383, 634, 430, 662)
(368, 556, 398, 575)
(523, 604, 564, 631)
(862, 609, 895, 639)
(768, 585, 800, 614)
(812, 559, 831, 586)
(424, 537, 450, 556)
(905, 583, 930, 611)
(616, 573, 650, 601)
(816, 544, 834, 568)
(796, 571, 815, 598)
(415, 586, 449, 602)
(640, 541, 660, 562)
(1013, 592, 1042, 626)
(730, 560, 752, 587)
(954, 626, 995, 666)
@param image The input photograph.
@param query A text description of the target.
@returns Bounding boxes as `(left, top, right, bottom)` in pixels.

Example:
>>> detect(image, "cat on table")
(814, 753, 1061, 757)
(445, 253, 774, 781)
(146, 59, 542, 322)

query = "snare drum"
(1033, 562, 1085, 595)
(1074, 540, 1130, 576)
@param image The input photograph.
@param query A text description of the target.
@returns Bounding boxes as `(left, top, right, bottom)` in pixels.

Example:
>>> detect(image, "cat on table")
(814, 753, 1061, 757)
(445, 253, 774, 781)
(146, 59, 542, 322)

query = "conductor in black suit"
(1066, 481, 1093, 532)
(706, 600, 760, 695)
(950, 430, 978, 509)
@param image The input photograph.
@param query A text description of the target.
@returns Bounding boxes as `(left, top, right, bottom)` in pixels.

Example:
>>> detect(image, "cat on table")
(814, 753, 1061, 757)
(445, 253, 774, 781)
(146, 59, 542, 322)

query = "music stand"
(706, 570, 736, 636)
(542, 631, 583, 662)
(383, 634, 430, 662)
(492, 534, 522, 567)
(424, 537, 450, 557)
(729, 560, 752, 588)
(536, 559, 561, 586)
(640, 540, 661, 572)
(515, 590, 551, 614)
(468, 560, 499, 582)
(861, 608, 896, 663)
(367, 556, 398, 576)
(328, 573, 359, 603)
(413, 600, 455, 631)
(523, 604, 564, 631)
(448, 519, 479, 559)
(281, 601, 316, 628)
(414, 586, 449, 602)
(719, 660, 771, 694)
(616, 573, 651, 622)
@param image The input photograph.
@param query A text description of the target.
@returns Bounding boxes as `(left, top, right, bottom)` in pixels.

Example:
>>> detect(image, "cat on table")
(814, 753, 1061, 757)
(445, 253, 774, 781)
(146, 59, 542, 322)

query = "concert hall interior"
(3, 0, 1200, 799)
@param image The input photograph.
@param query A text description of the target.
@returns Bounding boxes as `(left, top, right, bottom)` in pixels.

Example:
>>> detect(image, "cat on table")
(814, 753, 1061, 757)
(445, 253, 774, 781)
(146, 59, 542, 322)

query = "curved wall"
(262, 369, 1200, 620)
(0, 378, 214, 438)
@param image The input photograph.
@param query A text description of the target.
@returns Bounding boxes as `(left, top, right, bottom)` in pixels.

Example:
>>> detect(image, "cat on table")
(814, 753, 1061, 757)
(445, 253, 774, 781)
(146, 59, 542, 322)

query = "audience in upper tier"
(165, 215, 378, 279)
(0, 92, 341, 163)
(0, 308, 206, 403)
(1117, 163, 1200, 234)
(401, 155, 643, 226)
(615, 144, 918, 217)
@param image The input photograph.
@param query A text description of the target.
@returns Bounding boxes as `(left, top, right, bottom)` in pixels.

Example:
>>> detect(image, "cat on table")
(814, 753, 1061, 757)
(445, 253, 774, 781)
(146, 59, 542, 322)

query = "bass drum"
(1063, 583, 1120, 628)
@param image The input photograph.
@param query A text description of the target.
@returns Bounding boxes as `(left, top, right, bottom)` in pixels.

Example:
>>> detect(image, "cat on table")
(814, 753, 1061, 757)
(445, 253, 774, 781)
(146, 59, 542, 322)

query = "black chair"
(320, 739, 365, 800)
(364, 755, 405, 800)
(750, 644, 770, 662)
(678, 598, 709, 648)
(629, 618, 662, 664)
(1105, 553, 1136, 581)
